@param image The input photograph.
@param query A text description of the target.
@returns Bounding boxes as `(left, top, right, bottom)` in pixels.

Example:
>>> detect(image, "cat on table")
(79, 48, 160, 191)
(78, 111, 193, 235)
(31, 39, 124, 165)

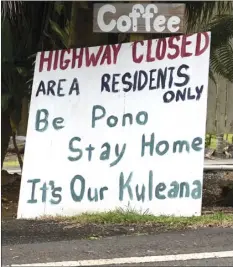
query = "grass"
(3, 160, 19, 167)
(46, 210, 233, 229)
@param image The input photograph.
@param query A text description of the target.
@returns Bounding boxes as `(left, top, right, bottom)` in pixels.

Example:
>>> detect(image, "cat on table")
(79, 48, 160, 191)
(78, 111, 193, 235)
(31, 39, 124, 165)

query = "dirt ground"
(1, 170, 233, 219)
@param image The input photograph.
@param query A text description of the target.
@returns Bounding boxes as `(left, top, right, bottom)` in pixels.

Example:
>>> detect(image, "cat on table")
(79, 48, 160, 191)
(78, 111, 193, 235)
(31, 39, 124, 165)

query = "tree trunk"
(68, 1, 79, 48)
(1, 109, 12, 169)
(12, 131, 23, 170)
(216, 133, 224, 156)
(17, 96, 29, 136)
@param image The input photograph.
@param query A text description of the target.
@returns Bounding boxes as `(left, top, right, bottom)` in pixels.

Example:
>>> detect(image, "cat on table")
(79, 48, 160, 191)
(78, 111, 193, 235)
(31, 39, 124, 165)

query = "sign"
(17, 32, 211, 219)
(93, 3, 185, 33)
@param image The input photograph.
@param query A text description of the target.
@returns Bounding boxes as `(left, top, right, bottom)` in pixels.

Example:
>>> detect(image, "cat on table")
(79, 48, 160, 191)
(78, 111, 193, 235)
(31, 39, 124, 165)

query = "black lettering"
(36, 81, 46, 96)
(112, 74, 120, 93)
(57, 79, 66, 96)
(149, 69, 157, 90)
(69, 78, 80, 95)
(187, 88, 195, 100)
(157, 67, 167, 89)
(138, 71, 148, 91)
(122, 72, 132, 92)
(163, 91, 175, 103)
(175, 64, 190, 87)
(47, 80, 56, 96)
(196, 85, 204, 100)
(101, 74, 111, 92)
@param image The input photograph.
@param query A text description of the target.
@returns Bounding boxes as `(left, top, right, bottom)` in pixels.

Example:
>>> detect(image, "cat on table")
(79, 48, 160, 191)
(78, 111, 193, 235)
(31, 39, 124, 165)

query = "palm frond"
(1, 1, 23, 19)
(49, 19, 69, 48)
(205, 15, 233, 49)
(185, 1, 233, 32)
(210, 43, 233, 83)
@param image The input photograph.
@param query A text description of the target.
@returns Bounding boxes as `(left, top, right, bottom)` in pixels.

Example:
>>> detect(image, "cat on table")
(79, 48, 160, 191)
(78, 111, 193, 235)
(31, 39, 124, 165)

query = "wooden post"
(17, 96, 29, 136)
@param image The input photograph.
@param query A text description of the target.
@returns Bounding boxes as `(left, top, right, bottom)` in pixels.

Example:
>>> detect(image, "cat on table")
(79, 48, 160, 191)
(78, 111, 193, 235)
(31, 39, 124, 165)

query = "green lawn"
(44, 210, 233, 229)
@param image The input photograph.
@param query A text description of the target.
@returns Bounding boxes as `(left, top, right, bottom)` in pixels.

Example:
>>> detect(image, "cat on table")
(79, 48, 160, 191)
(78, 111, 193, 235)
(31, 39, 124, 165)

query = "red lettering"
(156, 39, 166, 60)
(181, 35, 192, 58)
(60, 49, 71, 70)
(167, 36, 180, 59)
(112, 44, 122, 64)
(100, 46, 111, 65)
(85, 46, 104, 67)
(195, 32, 210, 56)
(146, 40, 155, 62)
(132, 41, 144, 63)
(72, 48, 83, 68)
(53, 50, 59, 70)
(39, 51, 53, 72)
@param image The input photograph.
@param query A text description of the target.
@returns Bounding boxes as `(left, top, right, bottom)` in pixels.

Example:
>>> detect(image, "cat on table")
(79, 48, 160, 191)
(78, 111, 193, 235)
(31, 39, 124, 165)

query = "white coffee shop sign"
(93, 3, 185, 33)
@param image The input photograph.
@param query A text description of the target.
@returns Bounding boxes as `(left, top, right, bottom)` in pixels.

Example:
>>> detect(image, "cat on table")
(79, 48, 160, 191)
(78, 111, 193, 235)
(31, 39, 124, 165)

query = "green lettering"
(191, 180, 202, 199)
(122, 113, 133, 126)
(87, 188, 98, 202)
(167, 181, 179, 198)
(50, 181, 62, 205)
(35, 109, 49, 132)
(107, 115, 118, 127)
(136, 111, 148, 125)
(70, 175, 85, 202)
(99, 186, 108, 200)
(149, 170, 153, 201)
(27, 179, 41, 203)
(192, 137, 203, 152)
(173, 140, 190, 153)
(141, 133, 154, 157)
(110, 144, 126, 167)
(155, 140, 169, 156)
(92, 105, 105, 128)
(180, 182, 190, 198)
(100, 142, 110, 160)
(68, 137, 82, 161)
(52, 117, 64, 130)
(40, 182, 49, 202)
(136, 184, 145, 202)
(119, 172, 133, 201)
(155, 183, 166, 199)
(85, 144, 95, 161)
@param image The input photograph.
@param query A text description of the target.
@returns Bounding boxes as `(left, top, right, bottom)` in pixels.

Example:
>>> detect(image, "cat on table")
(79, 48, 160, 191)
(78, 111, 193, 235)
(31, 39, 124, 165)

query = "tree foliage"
(1, 1, 233, 127)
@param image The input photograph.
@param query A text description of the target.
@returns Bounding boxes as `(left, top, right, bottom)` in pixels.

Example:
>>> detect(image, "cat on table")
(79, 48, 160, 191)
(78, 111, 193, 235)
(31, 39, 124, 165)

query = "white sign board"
(17, 32, 211, 219)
